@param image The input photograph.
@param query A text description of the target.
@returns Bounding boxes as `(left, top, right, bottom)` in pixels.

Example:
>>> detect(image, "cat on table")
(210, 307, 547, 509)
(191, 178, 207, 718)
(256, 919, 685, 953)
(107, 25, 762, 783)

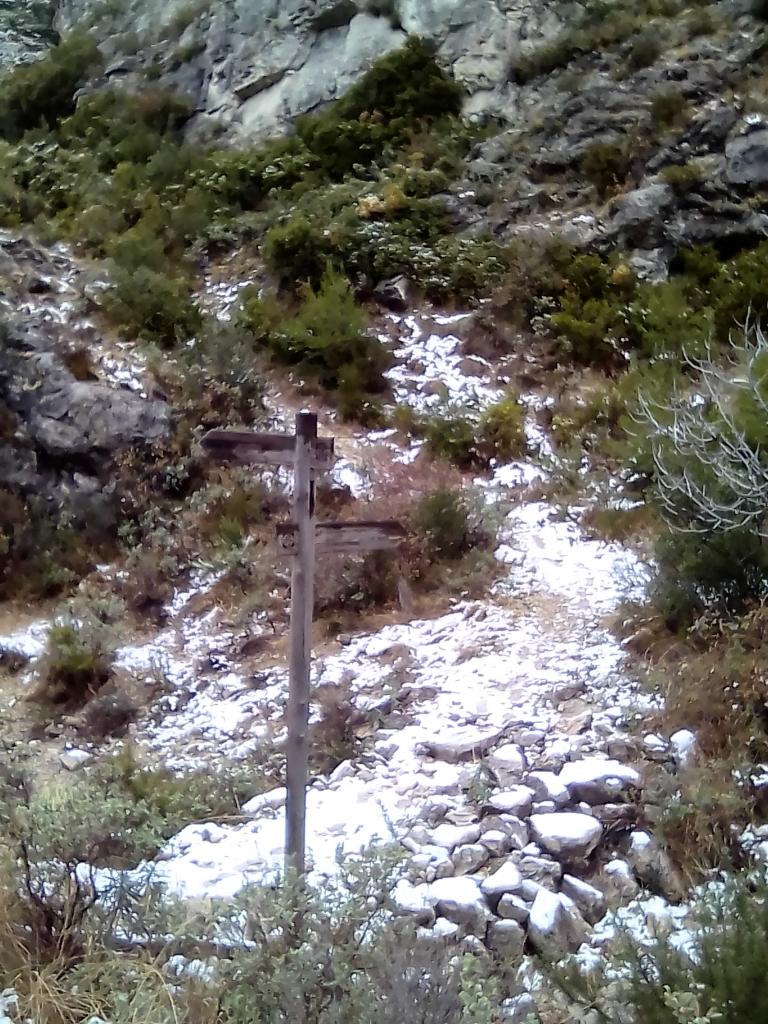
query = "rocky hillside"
(3, 1, 768, 1023)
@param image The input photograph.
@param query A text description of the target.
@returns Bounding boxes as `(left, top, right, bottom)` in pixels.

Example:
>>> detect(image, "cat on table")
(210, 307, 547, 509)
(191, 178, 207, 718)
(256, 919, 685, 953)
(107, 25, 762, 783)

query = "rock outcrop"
(55, 0, 565, 139)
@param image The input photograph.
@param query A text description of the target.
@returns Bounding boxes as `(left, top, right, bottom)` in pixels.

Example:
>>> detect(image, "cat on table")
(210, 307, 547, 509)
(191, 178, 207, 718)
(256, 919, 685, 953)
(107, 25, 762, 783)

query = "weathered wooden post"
(201, 413, 405, 880)
(285, 412, 316, 876)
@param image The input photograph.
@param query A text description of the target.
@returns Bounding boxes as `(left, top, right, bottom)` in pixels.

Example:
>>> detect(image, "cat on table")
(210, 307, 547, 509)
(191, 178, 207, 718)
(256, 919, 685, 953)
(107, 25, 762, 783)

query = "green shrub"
(625, 28, 662, 72)
(297, 36, 463, 179)
(650, 90, 688, 128)
(580, 140, 631, 197)
(712, 242, 768, 343)
(687, 6, 718, 36)
(417, 407, 479, 467)
(241, 267, 390, 419)
(478, 391, 526, 461)
(33, 611, 117, 709)
(105, 266, 203, 346)
(559, 873, 768, 1024)
(0, 33, 103, 141)
(413, 488, 479, 559)
(264, 213, 333, 288)
(660, 161, 706, 195)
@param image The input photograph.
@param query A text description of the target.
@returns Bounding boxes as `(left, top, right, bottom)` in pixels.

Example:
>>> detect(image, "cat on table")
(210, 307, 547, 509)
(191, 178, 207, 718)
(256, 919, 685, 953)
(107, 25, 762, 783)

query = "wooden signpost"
(201, 413, 405, 878)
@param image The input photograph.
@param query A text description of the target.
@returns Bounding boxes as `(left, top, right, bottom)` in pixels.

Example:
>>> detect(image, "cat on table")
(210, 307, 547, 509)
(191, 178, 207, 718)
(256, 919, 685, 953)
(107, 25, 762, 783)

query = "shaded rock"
(561, 874, 607, 925)
(526, 770, 570, 807)
(486, 919, 526, 957)
(452, 843, 490, 875)
(60, 748, 93, 771)
(421, 724, 504, 764)
(393, 880, 437, 926)
(497, 893, 530, 923)
(518, 854, 562, 888)
(530, 812, 603, 861)
(429, 822, 482, 852)
(480, 859, 524, 898)
(502, 993, 540, 1024)
(598, 858, 641, 906)
(559, 759, 641, 804)
(484, 785, 534, 817)
(81, 691, 137, 740)
(626, 830, 687, 901)
(488, 742, 526, 783)
(527, 889, 591, 959)
(429, 876, 490, 935)
(480, 829, 512, 857)
(726, 127, 768, 185)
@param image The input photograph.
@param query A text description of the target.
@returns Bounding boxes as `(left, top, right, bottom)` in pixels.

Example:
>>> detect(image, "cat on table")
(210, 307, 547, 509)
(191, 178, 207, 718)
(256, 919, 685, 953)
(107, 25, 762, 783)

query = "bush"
(32, 610, 117, 709)
(478, 391, 526, 462)
(297, 36, 463, 179)
(650, 90, 688, 129)
(264, 213, 333, 288)
(413, 488, 478, 560)
(580, 140, 631, 197)
(649, 527, 768, 630)
(660, 161, 705, 195)
(241, 267, 391, 420)
(625, 28, 662, 72)
(0, 33, 103, 141)
(559, 873, 768, 1024)
(418, 407, 479, 467)
(105, 266, 203, 346)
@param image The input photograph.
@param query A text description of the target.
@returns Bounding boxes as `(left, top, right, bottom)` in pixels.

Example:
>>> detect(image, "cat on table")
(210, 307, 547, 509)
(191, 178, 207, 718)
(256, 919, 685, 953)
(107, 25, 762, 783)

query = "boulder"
(626, 830, 687, 901)
(529, 813, 603, 861)
(429, 876, 490, 935)
(480, 859, 524, 898)
(610, 183, 675, 246)
(726, 127, 768, 185)
(526, 770, 570, 807)
(488, 743, 527, 783)
(452, 843, 490, 875)
(484, 785, 535, 817)
(421, 724, 504, 763)
(527, 889, 591, 960)
(560, 874, 607, 925)
(393, 880, 437, 927)
(497, 893, 530, 924)
(479, 829, 513, 857)
(486, 919, 526, 957)
(429, 822, 482, 852)
(558, 759, 641, 805)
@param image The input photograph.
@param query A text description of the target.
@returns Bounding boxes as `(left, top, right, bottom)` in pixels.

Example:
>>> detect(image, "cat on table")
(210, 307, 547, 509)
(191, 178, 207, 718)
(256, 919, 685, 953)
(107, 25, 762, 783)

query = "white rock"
(485, 785, 534, 817)
(670, 729, 698, 767)
(488, 743, 527, 783)
(479, 829, 512, 857)
(60, 748, 92, 771)
(526, 770, 570, 807)
(560, 874, 607, 925)
(600, 858, 640, 904)
(527, 890, 591, 960)
(497, 893, 530, 923)
(626, 830, 685, 900)
(429, 876, 489, 935)
(392, 880, 436, 926)
(518, 854, 562, 887)
(558, 758, 641, 804)
(242, 787, 287, 813)
(452, 843, 490, 875)
(422, 725, 505, 764)
(480, 860, 524, 898)
(429, 822, 482, 852)
(529, 813, 603, 860)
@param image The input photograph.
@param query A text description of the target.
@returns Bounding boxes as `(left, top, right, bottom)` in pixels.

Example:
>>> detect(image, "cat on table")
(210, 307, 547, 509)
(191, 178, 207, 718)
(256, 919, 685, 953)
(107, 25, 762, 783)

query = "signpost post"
(201, 413, 404, 878)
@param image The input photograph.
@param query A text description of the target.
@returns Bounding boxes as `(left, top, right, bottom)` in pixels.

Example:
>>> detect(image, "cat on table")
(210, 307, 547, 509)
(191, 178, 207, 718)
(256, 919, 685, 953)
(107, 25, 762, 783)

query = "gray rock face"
(57, 0, 566, 140)
(726, 127, 768, 184)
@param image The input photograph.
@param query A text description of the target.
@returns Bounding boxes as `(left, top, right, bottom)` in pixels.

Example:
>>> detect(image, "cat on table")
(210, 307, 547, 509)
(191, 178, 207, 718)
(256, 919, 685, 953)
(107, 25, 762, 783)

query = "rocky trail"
(0, 235, 701, 997)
